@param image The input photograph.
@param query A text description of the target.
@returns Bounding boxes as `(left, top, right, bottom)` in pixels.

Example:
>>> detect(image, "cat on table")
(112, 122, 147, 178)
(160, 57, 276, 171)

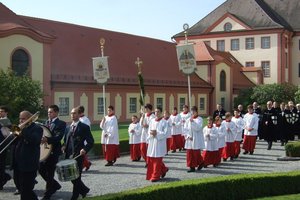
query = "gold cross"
(135, 57, 143, 74)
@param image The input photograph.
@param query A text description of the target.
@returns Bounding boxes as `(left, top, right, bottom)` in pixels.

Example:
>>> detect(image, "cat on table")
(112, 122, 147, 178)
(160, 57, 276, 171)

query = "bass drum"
(39, 125, 52, 162)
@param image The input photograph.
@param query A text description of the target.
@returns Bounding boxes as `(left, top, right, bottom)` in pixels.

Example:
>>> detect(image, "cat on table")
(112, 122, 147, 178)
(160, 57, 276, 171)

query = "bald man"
(13, 111, 43, 200)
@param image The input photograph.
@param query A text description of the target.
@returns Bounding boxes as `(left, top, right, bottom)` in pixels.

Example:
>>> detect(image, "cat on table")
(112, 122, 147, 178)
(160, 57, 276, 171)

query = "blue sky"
(1, 0, 225, 41)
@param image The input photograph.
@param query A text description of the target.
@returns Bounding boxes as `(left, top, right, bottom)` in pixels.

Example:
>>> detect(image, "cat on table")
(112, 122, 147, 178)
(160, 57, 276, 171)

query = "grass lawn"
(254, 193, 300, 200)
(91, 118, 208, 143)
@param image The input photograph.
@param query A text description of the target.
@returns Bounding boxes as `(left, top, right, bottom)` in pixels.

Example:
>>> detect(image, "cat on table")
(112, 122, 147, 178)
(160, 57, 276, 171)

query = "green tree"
(234, 87, 253, 108)
(294, 89, 300, 103)
(251, 83, 297, 106)
(0, 69, 44, 123)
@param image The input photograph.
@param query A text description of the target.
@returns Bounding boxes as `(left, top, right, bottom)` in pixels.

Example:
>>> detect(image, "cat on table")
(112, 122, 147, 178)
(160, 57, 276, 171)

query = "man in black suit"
(13, 111, 43, 200)
(262, 101, 277, 150)
(0, 105, 12, 190)
(212, 104, 226, 120)
(62, 107, 94, 200)
(39, 105, 66, 200)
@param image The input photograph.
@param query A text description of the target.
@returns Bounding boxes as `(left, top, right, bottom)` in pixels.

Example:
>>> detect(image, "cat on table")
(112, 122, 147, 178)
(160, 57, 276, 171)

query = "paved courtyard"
(1, 140, 300, 200)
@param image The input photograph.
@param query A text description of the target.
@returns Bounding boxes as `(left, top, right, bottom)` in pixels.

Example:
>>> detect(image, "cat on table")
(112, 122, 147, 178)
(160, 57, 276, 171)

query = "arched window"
(12, 49, 29, 76)
(224, 22, 232, 32)
(220, 70, 226, 91)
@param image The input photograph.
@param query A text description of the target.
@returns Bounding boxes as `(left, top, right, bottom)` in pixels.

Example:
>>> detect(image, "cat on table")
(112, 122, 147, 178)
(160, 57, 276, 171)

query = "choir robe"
(242, 113, 259, 152)
(100, 114, 120, 162)
(139, 113, 155, 161)
(232, 116, 245, 156)
(202, 126, 219, 166)
(128, 122, 142, 161)
(221, 120, 236, 159)
(170, 113, 183, 150)
(180, 111, 191, 148)
(215, 123, 226, 162)
(164, 117, 172, 152)
(146, 118, 168, 181)
(184, 116, 205, 168)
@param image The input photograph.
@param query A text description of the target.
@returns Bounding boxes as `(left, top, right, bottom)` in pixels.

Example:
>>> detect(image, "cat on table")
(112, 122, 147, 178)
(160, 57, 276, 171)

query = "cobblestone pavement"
(1, 140, 300, 200)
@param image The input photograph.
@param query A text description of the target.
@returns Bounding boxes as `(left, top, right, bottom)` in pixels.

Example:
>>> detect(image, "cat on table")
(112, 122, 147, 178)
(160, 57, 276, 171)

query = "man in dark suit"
(13, 111, 43, 200)
(0, 105, 12, 190)
(62, 107, 94, 200)
(212, 104, 226, 120)
(39, 105, 66, 200)
(262, 101, 277, 150)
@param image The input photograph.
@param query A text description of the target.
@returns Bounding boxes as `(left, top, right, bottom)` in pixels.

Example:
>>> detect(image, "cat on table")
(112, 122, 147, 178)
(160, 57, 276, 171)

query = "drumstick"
(73, 154, 82, 160)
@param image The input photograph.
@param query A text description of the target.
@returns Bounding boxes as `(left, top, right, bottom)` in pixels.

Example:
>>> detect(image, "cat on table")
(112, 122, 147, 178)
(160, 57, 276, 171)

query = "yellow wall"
(211, 17, 246, 32)
(93, 92, 111, 121)
(291, 36, 300, 85)
(243, 72, 258, 85)
(126, 93, 140, 119)
(195, 64, 209, 82)
(216, 63, 231, 111)
(0, 34, 44, 84)
(54, 92, 74, 123)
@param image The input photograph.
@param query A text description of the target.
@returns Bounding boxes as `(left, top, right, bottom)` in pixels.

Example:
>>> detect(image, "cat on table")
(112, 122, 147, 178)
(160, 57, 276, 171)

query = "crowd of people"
(125, 101, 300, 182)
(0, 105, 94, 200)
(1, 100, 299, 199)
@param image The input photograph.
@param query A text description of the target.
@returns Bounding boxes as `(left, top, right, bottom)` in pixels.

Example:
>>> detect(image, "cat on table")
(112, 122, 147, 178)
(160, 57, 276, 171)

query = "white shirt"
(128, 122, 141, 144)
(243, 113, 259, 136)
(183, 116, 205, 150)
(203, 125, 219, 151)
(232, 116, 245, 141)
(164, 117, 172, 139)
(221, 120, 236, 143)
(139, 113, 155, 143)
(214, 124, 226, 148)
(170, 113, 182, 135)
(100, 115, 119, 144)
(80, 115, 91, 128)
(146, 118, 168, 157)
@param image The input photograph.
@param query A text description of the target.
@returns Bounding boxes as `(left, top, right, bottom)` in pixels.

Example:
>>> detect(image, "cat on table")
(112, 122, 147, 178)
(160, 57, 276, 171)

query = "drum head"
(40, 125, 52, 162)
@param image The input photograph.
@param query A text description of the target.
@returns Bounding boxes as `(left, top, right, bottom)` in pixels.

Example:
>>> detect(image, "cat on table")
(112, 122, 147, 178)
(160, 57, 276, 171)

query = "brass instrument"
(0, 111, 40, 154)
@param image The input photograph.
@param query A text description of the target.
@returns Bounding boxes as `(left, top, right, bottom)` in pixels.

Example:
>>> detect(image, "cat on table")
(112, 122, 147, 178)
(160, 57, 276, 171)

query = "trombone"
(0, 111, 40, 154)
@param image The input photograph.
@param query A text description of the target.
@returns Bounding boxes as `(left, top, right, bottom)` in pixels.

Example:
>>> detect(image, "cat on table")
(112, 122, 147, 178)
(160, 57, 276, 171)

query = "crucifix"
(135, 57, 143, 75)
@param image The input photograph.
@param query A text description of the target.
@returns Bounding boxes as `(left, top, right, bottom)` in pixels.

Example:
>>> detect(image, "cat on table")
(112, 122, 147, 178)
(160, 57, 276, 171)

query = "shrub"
(285, 142, 300, 157)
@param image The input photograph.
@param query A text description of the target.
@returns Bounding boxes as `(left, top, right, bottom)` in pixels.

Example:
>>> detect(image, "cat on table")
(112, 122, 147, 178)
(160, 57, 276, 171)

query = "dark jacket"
(64, 121, 94, 159)
(14, 123, 43, 172)
(45, 118, 66, 156)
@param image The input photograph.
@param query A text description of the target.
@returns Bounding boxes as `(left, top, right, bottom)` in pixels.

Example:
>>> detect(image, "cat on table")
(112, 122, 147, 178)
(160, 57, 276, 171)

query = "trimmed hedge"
(86, 171, 300, 200)
(285, 141, 300, 157)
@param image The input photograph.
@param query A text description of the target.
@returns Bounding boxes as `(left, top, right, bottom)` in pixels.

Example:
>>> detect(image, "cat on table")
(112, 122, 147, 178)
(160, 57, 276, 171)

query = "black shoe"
(85, 161, 92, 171)
(250, 151, 254, 155)
(150, 179, 159, 182)
(213, 164, 218, 167)
(243, 151, 249, 155)
(197, 164, 204, 171)
(145, 164, 148, 168)
(223, 158, 227, 162)
(171, 150, 176, 153)
(45, 182, 61, 197)
(187, 168, 195, 173)
(230, 157, 234, 161)
(105, 162, 113, 166)
(161, 169, 169, 178)
(14, 190, 20, 195)
(81, 188, 90, 198)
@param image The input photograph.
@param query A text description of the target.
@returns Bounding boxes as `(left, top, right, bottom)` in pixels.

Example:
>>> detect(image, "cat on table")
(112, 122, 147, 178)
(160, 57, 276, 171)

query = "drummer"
(62, 107, 94, 200)
(13, 111, 43, 200)
(39, 105, 66, 200)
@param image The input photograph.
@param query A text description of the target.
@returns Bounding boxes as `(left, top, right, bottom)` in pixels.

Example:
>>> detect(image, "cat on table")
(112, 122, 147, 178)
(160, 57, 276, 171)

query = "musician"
(0, 105, 11, 190)
(262, 101, 277, 150)
(62, 107, 94, 200)
(237, 104, 246, 118)
(212, 104, 226, 120)
(78, 106, 92, 171)
(253, 102, 263, 140)
(39, 105, 66, 200)
(146, 107, 169, 181)
(13, 111, 43, 200)
(100, 105, 120, 166)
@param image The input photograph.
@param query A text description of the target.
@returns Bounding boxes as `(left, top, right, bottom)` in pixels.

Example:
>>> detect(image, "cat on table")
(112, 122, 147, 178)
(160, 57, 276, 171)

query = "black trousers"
(71, 157, 89, 199)
(0, 150, 10, 187)
(15, 169, 38, 200)
(39, 153, 60, 194)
